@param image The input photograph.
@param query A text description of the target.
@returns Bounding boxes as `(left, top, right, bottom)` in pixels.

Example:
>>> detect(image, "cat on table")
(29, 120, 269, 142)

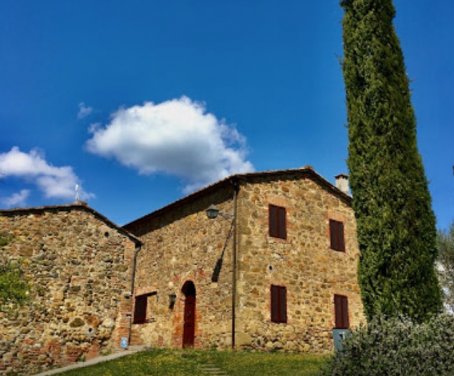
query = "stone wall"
(129, 186, 236, 349)
(0, 206, 137, 375)
(235, 175, 365, 352)
(128, 172, 365, 353)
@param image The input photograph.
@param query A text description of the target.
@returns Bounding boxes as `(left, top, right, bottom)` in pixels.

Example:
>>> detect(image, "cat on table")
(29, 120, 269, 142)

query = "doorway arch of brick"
(181, 281, 196, 348)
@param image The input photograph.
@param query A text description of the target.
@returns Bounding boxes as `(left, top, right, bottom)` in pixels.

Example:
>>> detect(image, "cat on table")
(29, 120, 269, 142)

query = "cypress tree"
(340, 0, 442, 322)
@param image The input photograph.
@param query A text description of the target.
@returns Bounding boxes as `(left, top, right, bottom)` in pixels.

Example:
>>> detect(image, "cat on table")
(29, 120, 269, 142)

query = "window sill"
(330, 248, 346, 253)
(268, 236, 288, 243)
(133, 318, 156, 325)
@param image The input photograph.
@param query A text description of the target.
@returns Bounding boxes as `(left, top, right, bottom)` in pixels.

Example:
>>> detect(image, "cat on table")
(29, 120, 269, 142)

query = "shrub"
(0, 233, 30, 311)
(0, 232, 12, 247)
(0, 261, 30, 311)
(322, 314, 454, 376)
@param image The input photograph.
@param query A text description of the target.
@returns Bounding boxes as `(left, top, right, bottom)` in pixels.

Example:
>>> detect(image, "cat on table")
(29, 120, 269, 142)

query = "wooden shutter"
(269, 205, 278, 238)
(330, 219, 345, 252)
(338, 221, 345, 251)
(269, 205, 287, 239)
(278, 207, 287, 239)
(133, 295, 148, 324)
(279, 286, 287, 323)
(334, 294, 349, 329)
(271, 285, 287, 323)
(271, 285, 279, 322)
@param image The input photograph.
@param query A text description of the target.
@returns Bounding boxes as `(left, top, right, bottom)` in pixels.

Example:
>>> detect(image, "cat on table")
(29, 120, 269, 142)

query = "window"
(269, 205, 287, 239)
(133, 293, 156, 324)
(334, 294, 349, 329)
(329, 219, 345, 252)
(133, 295, 147, 324)
(271, 285, 287, 323)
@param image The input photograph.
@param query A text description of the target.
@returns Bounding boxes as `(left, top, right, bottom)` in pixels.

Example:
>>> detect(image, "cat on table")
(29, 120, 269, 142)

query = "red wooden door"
(183, 295, 196, 347)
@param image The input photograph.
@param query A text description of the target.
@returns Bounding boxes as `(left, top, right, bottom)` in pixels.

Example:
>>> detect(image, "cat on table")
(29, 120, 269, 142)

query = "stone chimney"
(335, 174, 350, 195)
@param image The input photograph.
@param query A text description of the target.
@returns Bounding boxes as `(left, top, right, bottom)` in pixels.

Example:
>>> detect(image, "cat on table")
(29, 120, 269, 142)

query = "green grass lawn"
(60, 349, 329, 376)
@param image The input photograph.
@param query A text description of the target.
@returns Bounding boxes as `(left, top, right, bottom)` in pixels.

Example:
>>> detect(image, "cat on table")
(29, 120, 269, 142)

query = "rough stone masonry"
(125, 168, 365, 352)
(0, 203, 140, 375)
(0, 167, 366, 375)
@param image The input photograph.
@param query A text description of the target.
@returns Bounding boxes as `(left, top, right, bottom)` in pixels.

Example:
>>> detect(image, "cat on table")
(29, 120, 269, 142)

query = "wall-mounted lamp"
(206, 205, 220, 219)
(206, 205, 233, 220)
(169, 293, 177, 309)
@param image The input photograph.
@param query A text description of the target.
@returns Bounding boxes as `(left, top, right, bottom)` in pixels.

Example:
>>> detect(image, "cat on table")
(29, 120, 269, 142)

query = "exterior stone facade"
(0, 204, 140, 375)
(125, 168, 365, 353)
(0, 167, 365, 374)
(128, 186, 236, 349)
(235, 174, 363, 352)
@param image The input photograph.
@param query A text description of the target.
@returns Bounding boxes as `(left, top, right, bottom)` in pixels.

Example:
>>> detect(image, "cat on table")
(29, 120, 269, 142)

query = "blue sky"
(0, 1, 452, 229)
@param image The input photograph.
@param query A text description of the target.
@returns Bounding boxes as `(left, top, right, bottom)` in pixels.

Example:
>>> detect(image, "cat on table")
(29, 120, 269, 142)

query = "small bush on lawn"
(322, 314, 454, 376)
(0, 262, 29, 312)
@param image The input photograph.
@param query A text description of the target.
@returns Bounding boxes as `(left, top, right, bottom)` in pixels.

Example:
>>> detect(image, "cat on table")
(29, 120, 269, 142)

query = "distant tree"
(438, 223, 454, 312)
(0, 234, 29, 311)
(341, 0, 442, 321)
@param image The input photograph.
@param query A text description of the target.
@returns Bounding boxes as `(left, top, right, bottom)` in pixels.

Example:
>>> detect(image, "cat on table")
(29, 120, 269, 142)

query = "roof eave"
(123, 167, 352, 231)
(0, 203, 142, 246)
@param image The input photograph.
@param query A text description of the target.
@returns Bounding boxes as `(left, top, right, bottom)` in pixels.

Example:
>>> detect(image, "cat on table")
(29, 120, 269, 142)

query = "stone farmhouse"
(125, 167, 365, 352)
(0, 166, 365, 374)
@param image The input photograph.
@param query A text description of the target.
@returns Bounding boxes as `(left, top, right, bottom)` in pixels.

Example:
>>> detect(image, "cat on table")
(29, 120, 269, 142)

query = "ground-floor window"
(334, 294, 349, 329)
(133, 292, 157, 324)
(271, 285, 287, 323)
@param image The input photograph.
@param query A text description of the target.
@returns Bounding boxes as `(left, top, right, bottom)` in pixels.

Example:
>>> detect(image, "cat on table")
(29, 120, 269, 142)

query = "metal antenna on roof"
(75, 184, 80, 202)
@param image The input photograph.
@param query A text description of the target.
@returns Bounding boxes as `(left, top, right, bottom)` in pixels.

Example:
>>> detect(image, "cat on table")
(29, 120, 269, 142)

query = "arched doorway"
(181, 281, 196, 348)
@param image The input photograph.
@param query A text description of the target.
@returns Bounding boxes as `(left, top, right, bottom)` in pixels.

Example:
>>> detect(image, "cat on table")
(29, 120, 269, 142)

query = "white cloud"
(77, 102, 93, 119)
(1, 189, 30, 208)
(0, 147, 93, 200)
(86, 96, 254, 192)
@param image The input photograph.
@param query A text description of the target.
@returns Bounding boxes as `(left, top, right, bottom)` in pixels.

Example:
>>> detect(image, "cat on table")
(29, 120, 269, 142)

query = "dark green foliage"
(341, 0, 442, 321)
(438, 222, 454, 311)
(322, 314, 454, 376)
(0, 261, 29, 311)
(0, 233, 11, 247)
(0, 234, 29, 311)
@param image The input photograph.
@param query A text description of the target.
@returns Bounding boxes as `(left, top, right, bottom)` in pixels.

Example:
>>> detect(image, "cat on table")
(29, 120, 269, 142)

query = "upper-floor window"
(334, 294, 349, 329)
(271, 285, 287, 323)
(269, 204, 287, 239)
(329, 219, 345, 252)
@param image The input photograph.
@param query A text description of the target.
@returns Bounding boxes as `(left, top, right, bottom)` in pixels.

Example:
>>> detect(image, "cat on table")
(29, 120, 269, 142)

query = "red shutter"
(334, 295, 342, 328)
(342, 295, 349, 328)
(269, 205, 286, 239)
(133, 295, 147, 324)
(330, 220, 337, 250)
(269, 205, 278, 238)
(278, 207, 287, 239)
(279, 286, 287, 323)
(271, 285, 279, 322)
(271, 285, 287, 323)
(334, 294, 349, 329)
(330, 220, 345, 252)
(338, 222, 345, 251)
